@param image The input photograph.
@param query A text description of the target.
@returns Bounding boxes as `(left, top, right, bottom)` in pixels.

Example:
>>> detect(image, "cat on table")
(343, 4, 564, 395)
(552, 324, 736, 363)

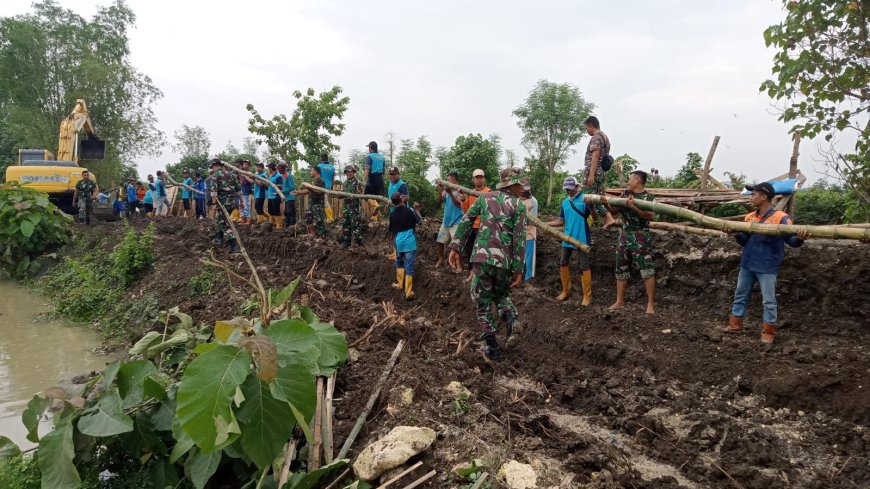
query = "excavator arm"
(57, 99, 103, 162)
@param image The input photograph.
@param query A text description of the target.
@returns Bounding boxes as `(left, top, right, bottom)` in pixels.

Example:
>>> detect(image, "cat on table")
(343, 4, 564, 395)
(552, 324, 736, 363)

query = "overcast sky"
(2, 0, 844, 184)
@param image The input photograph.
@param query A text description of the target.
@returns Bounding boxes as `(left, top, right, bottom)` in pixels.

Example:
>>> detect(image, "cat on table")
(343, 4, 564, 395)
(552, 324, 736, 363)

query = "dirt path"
(79, 217, 869, 488)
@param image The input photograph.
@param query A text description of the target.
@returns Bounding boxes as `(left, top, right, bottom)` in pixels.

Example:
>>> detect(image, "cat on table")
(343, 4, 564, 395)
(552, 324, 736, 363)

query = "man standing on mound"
(207, 159, 241, 255)
(449, 168, 527, 362)
(722, 181, 807, 344)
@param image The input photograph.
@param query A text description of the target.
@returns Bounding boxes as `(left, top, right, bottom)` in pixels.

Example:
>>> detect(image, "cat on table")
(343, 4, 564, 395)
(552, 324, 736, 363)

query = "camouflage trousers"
(77, 199, 92, 224)
(215, 204, 237, 243)
(615, 229, 655, 281)
(581, 169, 607, 219)
(306, 202, 326, 236)
(341, 204, 363, 244)
(470, 263, 517, 336)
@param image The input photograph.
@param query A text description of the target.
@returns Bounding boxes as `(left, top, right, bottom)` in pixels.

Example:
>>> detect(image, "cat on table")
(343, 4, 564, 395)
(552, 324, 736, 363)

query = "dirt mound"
(79, 217, 869, 488)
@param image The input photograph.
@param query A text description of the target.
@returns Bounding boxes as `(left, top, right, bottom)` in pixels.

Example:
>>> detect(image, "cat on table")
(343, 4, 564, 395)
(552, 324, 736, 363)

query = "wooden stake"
(323, 468, 351, 489)
(323, 373, 336, 464)
(399, 470, 436, 489)
(700, 135, 721, 190)
(375, 461, 423, 488)
(277, 439, 297, 488)
(311, 377, 324, 470)
(337, 340, 405, 460)
(788, 132, 801, 216)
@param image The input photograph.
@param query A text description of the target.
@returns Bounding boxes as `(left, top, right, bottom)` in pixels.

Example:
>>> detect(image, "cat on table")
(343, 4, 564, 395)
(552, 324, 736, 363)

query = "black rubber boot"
(483, 334, 501, 362)
(501, 311, 518, 346)
(227, 240, 240, 255)
(212, 233, 223, 246)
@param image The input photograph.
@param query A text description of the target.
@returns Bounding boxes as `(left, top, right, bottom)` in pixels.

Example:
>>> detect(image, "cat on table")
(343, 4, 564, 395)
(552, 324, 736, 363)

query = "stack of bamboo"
(604, 187, 745, 207)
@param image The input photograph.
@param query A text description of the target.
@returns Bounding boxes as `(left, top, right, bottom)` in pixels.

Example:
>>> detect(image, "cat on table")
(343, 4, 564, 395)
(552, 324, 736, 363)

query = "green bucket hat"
(496, 167, 528, 190)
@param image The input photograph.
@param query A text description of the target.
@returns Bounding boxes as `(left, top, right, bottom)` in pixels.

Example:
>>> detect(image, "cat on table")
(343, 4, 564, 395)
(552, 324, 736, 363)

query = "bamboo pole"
(337, 340, 405, 460)
(277, 439, 297, 488)
(650, 221, 726, 237)
(165, 175, 205, 196)
(222, 160, 286, 201)
(323, 373, 336, 464)
(700, 136, 721, 190)
(587, 194, 870, 241)
(788, 132, 800, 216)
(300, 181, 391, 206)
(311, 377, 324, 470)
(376, 461, 423, 488)
(435, 179, 590, 253)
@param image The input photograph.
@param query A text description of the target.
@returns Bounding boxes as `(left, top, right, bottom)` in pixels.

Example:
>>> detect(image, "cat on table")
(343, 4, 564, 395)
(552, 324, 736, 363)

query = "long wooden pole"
(587, 194, 870, 241)
(300, 182, 391, 206)
(222, 161, 286, 201)
(787, 132, 800, 216)
(435, 179, 591, 253)
(700, 135, 721, 190)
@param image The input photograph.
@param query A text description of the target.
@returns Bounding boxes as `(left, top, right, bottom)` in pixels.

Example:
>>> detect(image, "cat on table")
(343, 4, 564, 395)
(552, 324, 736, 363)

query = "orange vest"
(744, 209, 790, 225)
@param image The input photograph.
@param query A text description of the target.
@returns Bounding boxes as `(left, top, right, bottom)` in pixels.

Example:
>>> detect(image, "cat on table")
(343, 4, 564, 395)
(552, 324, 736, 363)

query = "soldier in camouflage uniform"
(583, 116, 616, 228)
(72, 170, 98, 224)
(340, 164, 364, 248)
(602, 170, 657, 314)
(206, 159, 241, 254)
(294, 166, 328, 237)
(449, 167, 527, 362)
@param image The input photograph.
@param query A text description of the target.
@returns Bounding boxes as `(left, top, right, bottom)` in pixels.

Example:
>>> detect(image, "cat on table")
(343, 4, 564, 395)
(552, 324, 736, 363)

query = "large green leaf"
(270, 277, 301, 310)
(264, 319, 320, 369)
(176, 345, 251, 452)
(0, 436, 21, 461)
(184, 447, 222, 489)
(22, 395, 50, 443)
(170, 418, 195, 464)
(19, 219, 34, 238)
(284, 459, 348, 489)
(236, 375, 294, 468)
(77, 390, 134, 437)
(38, 416, 80, 489)
(117, 359, 157, 409)
(269, 363, 317, 423)
(309, 322, 348, 376)
(129, 331, 162, 356)
(150, 457, 180, 489)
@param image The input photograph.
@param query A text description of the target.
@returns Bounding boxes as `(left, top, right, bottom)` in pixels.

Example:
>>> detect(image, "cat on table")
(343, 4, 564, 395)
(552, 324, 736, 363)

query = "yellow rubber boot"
(393, 268, 405, 289)
(274, 216, 284, 229)
(556, 266, 572, 301)
(404, 275, 415, 300)
(257, 215, 265, 224)
(581, 269, 592, 306)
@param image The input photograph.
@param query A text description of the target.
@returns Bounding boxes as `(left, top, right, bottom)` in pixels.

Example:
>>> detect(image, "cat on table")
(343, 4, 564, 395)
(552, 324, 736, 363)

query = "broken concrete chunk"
(352, 426, 436, 481)
(446, 381, 471, 399)
(498, 460, 537, 489)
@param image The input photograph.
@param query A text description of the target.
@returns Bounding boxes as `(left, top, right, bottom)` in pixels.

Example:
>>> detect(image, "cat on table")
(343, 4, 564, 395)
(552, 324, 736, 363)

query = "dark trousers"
(268, 198, 281, 216)
(284, 200, 297, 226)
(462, 228, 479, 270)
(195, 199, 206, 219)
(255, 197, 265, 215)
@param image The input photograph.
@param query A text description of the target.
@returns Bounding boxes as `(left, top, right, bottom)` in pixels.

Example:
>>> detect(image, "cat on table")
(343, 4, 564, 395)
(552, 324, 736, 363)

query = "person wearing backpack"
(546, 176, 593, 305)
(583, 116, 616, 228)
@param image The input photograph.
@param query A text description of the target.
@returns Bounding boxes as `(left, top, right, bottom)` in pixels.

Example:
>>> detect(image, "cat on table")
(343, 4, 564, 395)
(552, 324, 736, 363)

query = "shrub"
(794, 182, 851, 225)
(0, 182, 71, 278)
(36, 254, 120, 322)
(111, 223, 155, 286)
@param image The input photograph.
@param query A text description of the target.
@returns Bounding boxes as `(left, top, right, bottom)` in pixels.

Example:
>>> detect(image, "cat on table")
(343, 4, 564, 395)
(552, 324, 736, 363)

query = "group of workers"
(73, 118, 809, 361)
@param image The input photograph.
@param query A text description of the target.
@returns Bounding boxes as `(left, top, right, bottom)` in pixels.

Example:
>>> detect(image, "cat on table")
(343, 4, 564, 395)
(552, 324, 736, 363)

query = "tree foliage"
(0, 1, 164, 186)
(396, 136, 438, 214)
(439, 133, 501, 189)
(0, 182, 71, 278)
(513, 80, 595, 206)
(606, 154, 639, 188)
(674, 152, 703, 187)
(761, 0, 870, 216)
(246, 86, 350, 172)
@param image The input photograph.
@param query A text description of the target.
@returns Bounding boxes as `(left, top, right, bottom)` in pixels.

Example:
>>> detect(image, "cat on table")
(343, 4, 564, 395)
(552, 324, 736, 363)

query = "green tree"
(246, 86, 350, 172)
(439, 134, 501, 189)
(761, 0, 870, 217)
(513, 80, 595, 206)
(0, 1, 164, 187)
(165, 124, 211, 180)
(396, 136, 438, 214)
(794, 180, 852, 224)
(606, 154, 639, 188)
(674, 152, 703, 187)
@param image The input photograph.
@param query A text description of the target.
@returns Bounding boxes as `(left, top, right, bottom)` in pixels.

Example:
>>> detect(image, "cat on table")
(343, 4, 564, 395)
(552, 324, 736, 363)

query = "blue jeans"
(396, 249, 417, 276)
(731, 268, 778, 324)
(524, 239, 536, 281)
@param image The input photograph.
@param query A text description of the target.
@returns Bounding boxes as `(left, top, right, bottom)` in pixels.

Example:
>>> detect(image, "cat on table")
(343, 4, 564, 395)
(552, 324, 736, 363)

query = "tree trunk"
(546, 165, 555, 208)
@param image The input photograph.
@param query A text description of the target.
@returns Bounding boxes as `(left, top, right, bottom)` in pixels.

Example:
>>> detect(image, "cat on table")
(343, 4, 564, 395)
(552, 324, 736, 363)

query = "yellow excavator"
(4, 99, 106, 213)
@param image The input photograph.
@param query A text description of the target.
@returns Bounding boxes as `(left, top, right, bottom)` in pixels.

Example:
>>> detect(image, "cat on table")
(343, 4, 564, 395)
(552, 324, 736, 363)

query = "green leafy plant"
(454, 459, 491, 489)
(36, 254, 121, 321)
(6, 279, 349, 488)
(188, 268, 217, 297)
(111, 223, 155, 286)
(0, 183, 71, 278)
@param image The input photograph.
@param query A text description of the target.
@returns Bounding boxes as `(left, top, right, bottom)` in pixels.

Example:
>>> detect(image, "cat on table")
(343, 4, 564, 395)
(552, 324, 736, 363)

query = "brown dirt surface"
(77, 216, 870, 488)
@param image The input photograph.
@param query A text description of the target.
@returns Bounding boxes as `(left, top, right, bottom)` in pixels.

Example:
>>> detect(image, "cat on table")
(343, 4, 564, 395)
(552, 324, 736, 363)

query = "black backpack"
(598, 132, 613, 172)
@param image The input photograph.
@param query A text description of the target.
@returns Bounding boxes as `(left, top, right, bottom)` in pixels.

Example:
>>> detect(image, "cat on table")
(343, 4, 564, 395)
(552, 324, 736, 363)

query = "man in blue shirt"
(125, 176, 139, 219)
(181, 169, 193, 218)
(364, 141, 386, 221)
(318, 154, 336, 222)
(193, 172, 207, 219)
(278, 163, 297, 227)
(254, 162, 268, 223)
(266, 163, 283, 229)
(435, 171, 465, 268)
(546, 176, 593, 305)
(722, 182, 807, 344)
(389, 192, 422, 300)
(154, 171, 169, 217)
(387, 167, 409, 212)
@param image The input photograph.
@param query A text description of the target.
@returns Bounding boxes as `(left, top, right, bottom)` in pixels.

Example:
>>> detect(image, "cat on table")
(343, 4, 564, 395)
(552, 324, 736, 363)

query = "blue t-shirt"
(143, 190, 153, 204)
(387, 179, 409, 212)
(390, 206, 421, 253)
(442, 190, 463, 227)
(267, 173, 281, 199)
(318, 163, 335, 190)
(366, 152, 385, 174)
(194, 179, 207, 199)
(254, 171, 268, 198)
(182, 177, 192, 198)
(126, 184, 137, 203)
(156, 179, 167, 197)
(281, 173, 296, 201)
(559, 192, 590, 249)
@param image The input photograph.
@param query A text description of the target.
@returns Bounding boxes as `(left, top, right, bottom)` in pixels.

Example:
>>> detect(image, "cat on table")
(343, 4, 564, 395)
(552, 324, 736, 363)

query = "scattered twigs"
(277, 439, 297, 488)
(376, 461, 423, 488)
(435, 178, 590, 252)
(586, 194, 870, 241)
(301, 181, 391, 206)
(323, 373, 336, 464)
(399, 470, 436, 489)
(323, 468, 351, 489)
(223, 160, 286, 200)
(337, 340, 405, 460)
(349, 301, 408, 348)
(311, 377, 324, 470)
(215, 201, 270, 322)
(200, 252, 257, 291)
(469, 472, 490, 489)
(558, 473, 575, 487)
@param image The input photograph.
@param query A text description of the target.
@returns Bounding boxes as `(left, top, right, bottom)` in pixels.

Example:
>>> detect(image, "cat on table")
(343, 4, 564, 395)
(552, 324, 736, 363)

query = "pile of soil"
(76, 216, 869, 488)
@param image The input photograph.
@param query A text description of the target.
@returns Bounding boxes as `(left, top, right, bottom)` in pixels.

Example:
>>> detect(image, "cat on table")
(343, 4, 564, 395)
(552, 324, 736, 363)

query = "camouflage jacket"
(343, 177, 363, 211)
(619, 189, 655, 231)
(75, 179, 97, 202)
(450, 190, 526, 274)
(207, 170, 241, 206)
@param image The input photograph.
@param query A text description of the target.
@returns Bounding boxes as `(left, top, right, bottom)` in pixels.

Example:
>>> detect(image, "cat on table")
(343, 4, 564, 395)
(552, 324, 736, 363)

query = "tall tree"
(513, 80, 595, 206)
(171, 124, 211, 159)
(675, 152, 703, 187)
(761, 0, 870, 217)
(383, 130, 399, 168)
(246, 86, 350, 172)
(439, 133, 501, 189)
(0, 0, 164, 186)
(396, 135, 437, 213)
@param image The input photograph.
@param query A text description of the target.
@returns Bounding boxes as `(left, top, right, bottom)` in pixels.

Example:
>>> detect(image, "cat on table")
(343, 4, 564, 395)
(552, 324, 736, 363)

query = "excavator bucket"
(79, 136, 105, 160)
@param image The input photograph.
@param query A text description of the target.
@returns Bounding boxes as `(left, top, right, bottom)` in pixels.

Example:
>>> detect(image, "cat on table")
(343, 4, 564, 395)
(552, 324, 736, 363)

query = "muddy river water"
(0, 280, 108, 448)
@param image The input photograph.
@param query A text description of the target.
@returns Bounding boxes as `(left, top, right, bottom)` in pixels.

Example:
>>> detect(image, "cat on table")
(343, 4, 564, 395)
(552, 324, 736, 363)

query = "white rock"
(498, 460, 538, 489)
(446, 381, 471, 399)
(352, 426, 437, 481)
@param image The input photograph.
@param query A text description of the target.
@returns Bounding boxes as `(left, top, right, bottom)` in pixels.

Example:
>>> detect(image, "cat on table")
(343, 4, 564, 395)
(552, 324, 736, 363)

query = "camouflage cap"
(496, 167, 528, 190)
(344, 164, 358, 173)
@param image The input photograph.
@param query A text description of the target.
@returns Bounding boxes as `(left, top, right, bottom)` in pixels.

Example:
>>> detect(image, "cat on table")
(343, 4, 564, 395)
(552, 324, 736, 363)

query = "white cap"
(472, 169, 485, 177)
